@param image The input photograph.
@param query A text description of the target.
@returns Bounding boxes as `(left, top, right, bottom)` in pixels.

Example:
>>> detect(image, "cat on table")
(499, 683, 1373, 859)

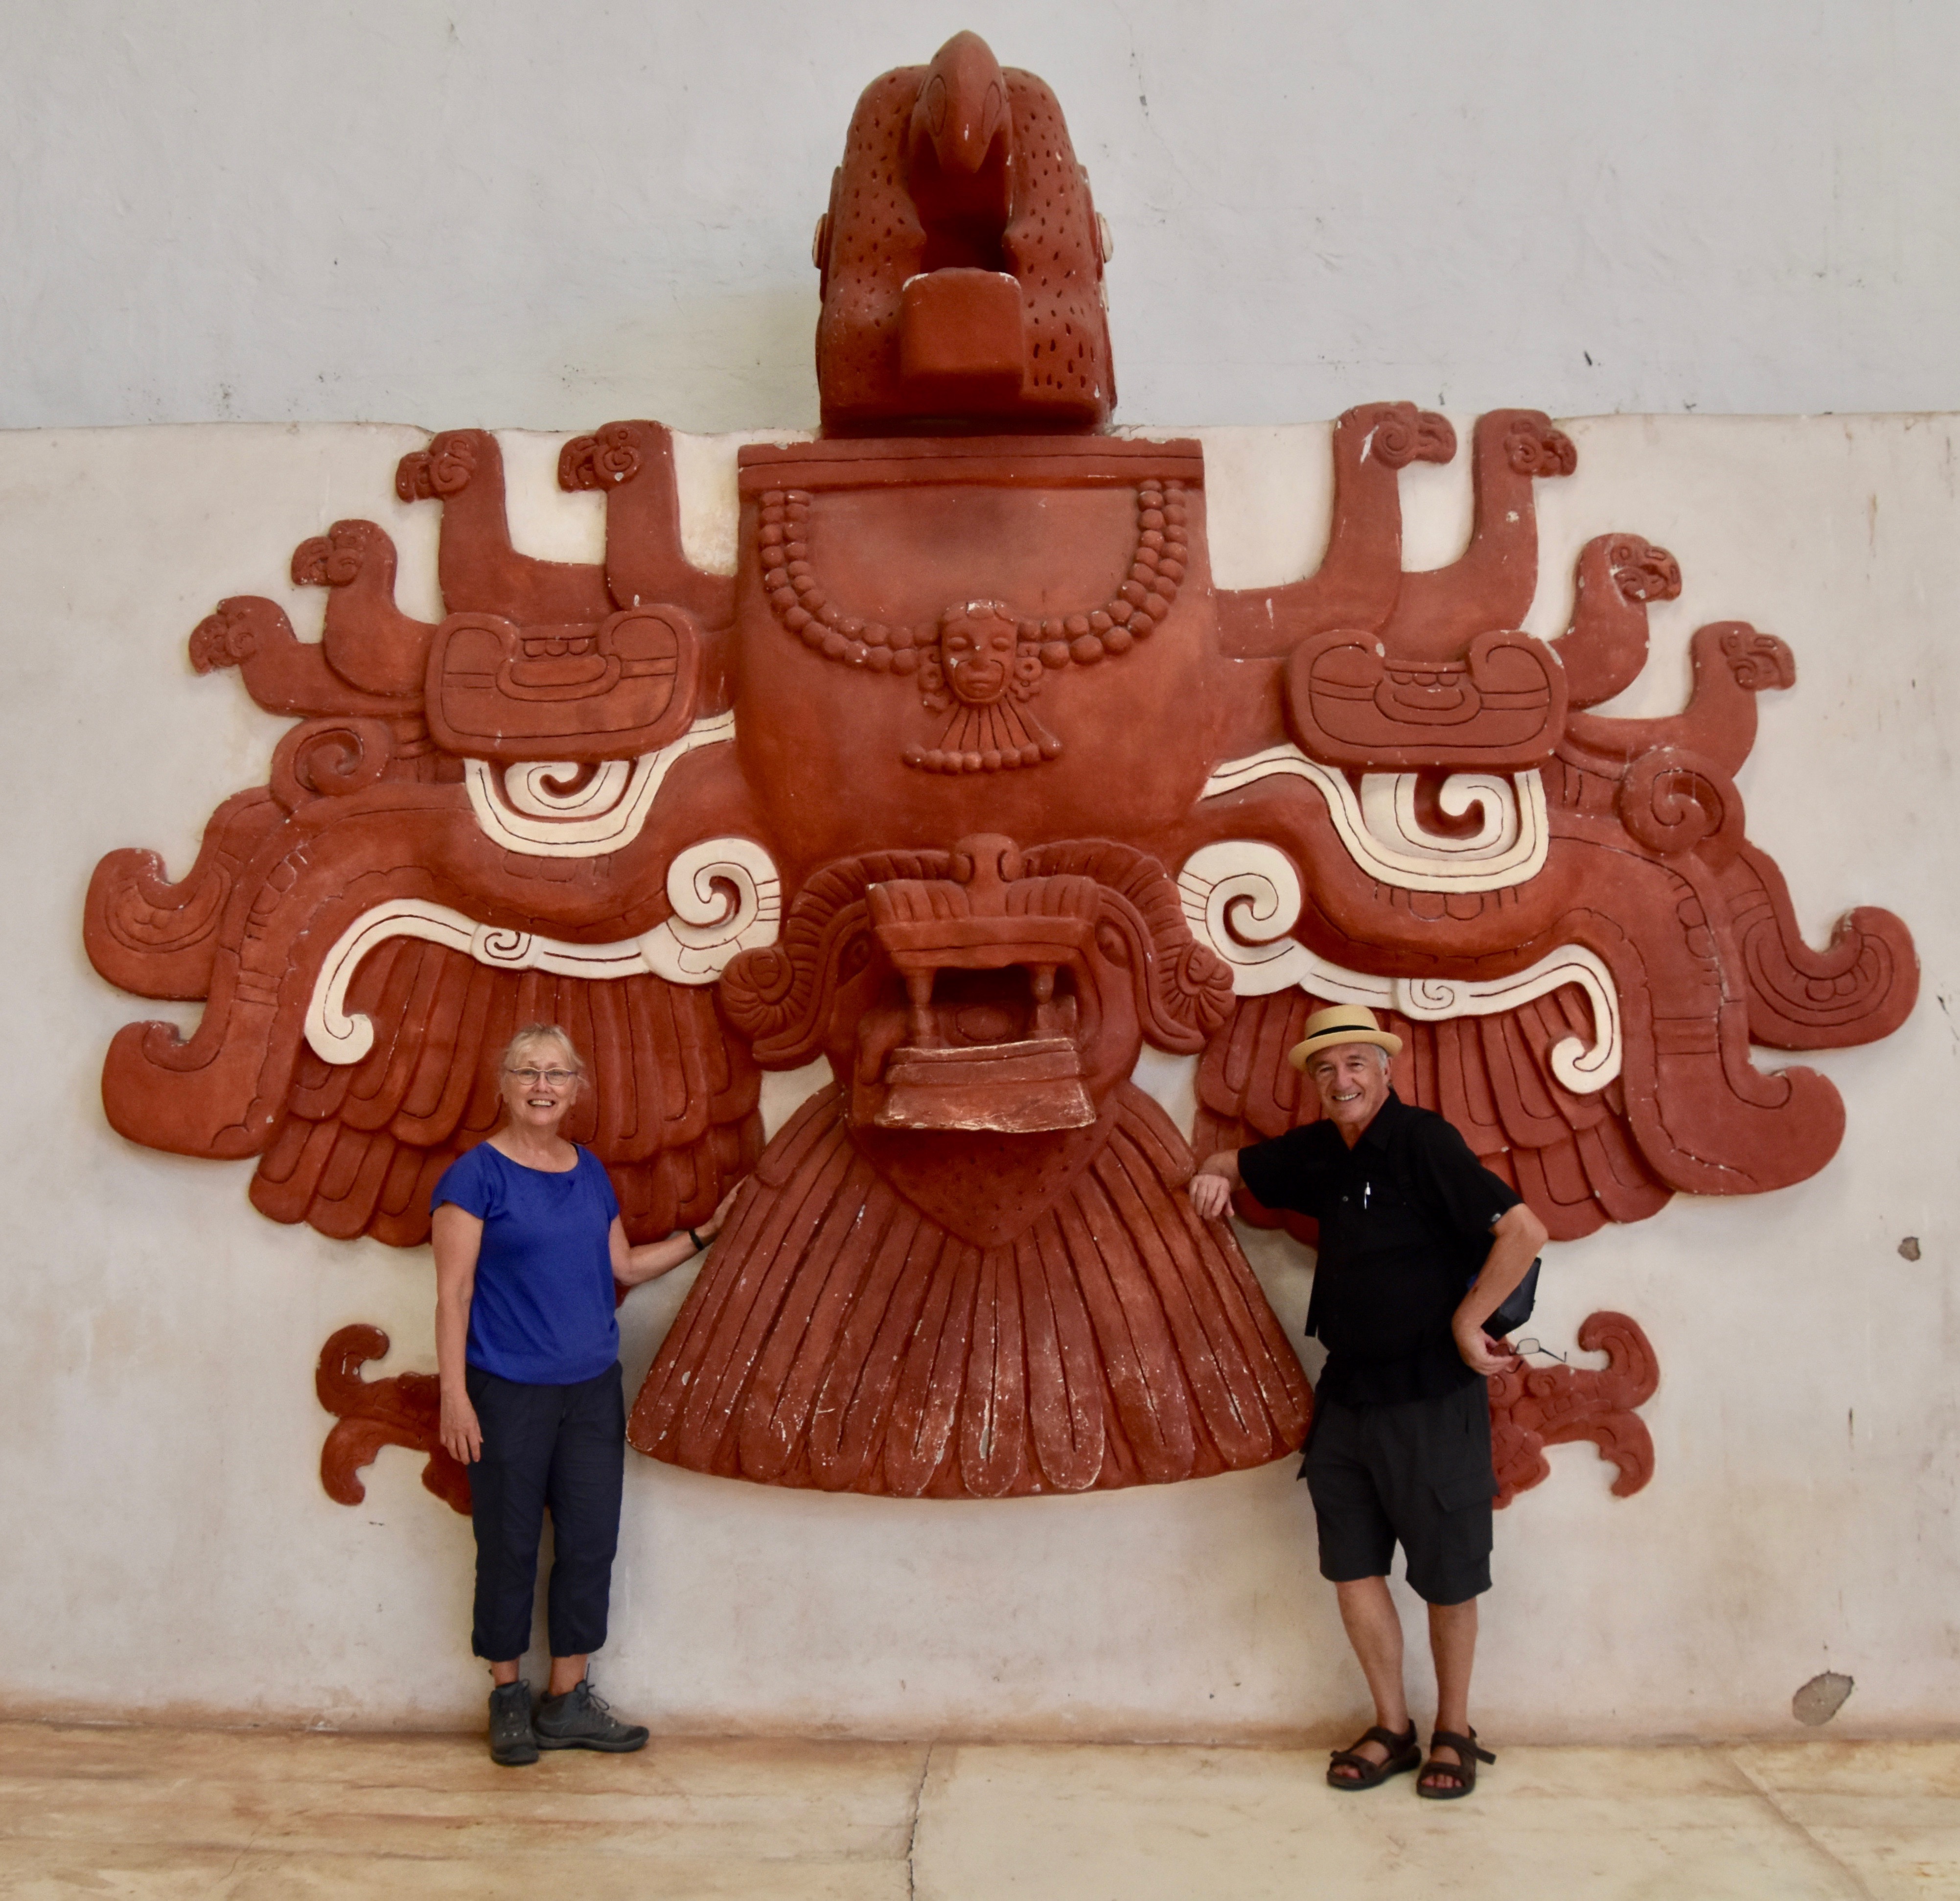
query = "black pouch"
(1482, 1257, 1540, 1339)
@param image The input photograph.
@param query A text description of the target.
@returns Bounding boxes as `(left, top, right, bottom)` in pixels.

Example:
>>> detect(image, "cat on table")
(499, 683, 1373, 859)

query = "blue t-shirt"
(432, 1142, 622, 1385)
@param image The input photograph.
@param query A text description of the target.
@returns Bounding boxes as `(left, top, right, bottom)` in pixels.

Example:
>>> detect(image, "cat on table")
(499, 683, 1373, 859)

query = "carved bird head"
(906, 30, 1014, 251)
(814, 32, 1114, 433)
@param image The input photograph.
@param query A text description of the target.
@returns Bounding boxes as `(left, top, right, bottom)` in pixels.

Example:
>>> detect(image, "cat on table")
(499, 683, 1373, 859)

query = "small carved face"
(938, 607, 1019, 704)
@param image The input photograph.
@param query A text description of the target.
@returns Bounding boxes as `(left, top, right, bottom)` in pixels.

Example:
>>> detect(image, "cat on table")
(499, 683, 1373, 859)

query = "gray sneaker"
(487, 1680, 538, 1767)
(534, 1679, 649, 1753)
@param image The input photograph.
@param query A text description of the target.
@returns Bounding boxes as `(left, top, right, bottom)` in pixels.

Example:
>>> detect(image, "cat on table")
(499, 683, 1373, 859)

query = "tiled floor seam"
(1726, 1745, 1878, 1900)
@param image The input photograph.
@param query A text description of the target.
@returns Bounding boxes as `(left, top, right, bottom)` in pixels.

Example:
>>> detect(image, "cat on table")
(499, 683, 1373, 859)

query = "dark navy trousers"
(465, 1361, 625, 1662)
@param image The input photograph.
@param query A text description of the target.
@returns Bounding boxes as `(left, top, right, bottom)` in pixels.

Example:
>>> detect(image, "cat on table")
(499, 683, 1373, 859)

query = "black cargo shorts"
(1303, 1379, 1496, 1604)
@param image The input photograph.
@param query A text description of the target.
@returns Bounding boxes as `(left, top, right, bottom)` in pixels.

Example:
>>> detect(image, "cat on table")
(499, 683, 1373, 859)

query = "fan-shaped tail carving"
(629, 1081, 1312, 1495)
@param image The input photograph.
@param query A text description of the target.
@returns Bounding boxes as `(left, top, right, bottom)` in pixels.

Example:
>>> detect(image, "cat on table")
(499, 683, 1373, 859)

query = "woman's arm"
(433, 1202, 486, 1463)
(610, 1180, 746, 1290)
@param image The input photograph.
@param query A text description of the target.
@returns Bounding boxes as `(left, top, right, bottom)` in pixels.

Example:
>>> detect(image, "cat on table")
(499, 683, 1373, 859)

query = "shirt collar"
(1354, 1088, 1407, 1156)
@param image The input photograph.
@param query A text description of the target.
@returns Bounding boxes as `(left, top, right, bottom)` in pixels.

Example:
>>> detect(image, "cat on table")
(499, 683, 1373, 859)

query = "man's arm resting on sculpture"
(1188, 1149, 1243, 1222)
(1452, 1202, 1549, 1376)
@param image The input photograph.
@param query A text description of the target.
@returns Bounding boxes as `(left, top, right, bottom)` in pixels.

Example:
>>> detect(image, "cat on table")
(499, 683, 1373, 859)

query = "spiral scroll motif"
(1620, 745, 1745, 866)
(269, 718, 394, 810)
(558, 423, 644, 491)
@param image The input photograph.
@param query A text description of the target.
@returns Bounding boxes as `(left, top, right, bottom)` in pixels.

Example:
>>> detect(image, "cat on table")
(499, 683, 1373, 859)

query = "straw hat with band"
(1286, 1003, 1403, 1072)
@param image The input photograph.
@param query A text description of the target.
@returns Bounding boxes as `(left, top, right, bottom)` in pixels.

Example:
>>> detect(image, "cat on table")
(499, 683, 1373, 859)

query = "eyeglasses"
(506, 1067, 577, 1087)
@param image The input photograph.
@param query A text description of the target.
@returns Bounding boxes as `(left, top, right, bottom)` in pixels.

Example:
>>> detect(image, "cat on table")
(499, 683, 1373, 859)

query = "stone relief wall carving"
(1487, 1312, 1660, 1508)
(86, 31, 1915, 1507)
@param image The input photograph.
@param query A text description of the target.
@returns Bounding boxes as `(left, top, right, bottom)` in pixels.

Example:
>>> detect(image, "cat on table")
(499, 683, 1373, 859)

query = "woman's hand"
(614, 1175, 749, 1289)
(440, 1387, 483, 1464)
(696, 1179, 744, 1243)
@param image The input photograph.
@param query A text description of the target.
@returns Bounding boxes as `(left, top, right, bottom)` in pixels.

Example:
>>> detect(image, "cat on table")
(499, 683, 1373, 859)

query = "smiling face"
(1308, 1042, 1391, 1146)
(500, 1033, 582, 1135)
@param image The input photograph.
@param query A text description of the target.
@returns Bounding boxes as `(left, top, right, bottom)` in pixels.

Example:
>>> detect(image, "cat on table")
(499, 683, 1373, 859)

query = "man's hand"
(1452, 1318, 1522, 1378)
(1188, 1172, 1233, 1220)
(1188, 1150, 1243, 1222)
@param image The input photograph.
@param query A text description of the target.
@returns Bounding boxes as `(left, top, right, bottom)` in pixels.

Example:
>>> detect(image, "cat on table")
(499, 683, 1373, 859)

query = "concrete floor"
(1, 1721, 1956, 1899)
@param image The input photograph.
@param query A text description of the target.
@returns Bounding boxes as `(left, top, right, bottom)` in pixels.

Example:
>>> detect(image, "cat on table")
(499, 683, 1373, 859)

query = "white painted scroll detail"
(1199, 743, 1548, 891)
(305, 835, 781, 1064)
(463, 711, 736, 858)
(1177, 840, 1620, 1092)
(636, 837, 783, 983)
(501, 757, 634, 819)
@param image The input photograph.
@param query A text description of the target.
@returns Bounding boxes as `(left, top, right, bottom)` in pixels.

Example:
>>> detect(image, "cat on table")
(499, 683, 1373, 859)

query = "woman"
(433, 1022, 739, 1767)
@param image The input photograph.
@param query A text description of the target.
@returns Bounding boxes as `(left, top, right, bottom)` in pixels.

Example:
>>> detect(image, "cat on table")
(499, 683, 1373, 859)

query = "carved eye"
(1095, 921, 1129, 966)
(837, 932, 873, 982)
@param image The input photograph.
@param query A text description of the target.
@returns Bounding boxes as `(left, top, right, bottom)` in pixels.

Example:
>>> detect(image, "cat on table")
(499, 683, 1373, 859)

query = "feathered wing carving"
(629, 1080, 1311, 1496)
(1194, 989, 1670, 1244)
(251, 940, 761, 1246)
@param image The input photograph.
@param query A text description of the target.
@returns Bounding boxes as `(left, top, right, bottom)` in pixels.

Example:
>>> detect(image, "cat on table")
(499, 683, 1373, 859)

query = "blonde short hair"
(500, 1022, 586, 1077)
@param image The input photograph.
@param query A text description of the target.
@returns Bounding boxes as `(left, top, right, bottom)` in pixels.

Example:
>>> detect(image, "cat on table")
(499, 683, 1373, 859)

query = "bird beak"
(911, 30, 1009, 179)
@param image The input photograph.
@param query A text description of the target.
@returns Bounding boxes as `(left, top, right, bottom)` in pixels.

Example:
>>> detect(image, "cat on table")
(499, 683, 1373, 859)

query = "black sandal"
(1325, 1722, 1421, 1790)
(1416, 1727, 1495, 1800)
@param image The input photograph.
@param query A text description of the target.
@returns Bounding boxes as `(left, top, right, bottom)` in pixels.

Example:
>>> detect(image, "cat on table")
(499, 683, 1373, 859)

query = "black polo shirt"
(1236, 1090, 1520, 1406)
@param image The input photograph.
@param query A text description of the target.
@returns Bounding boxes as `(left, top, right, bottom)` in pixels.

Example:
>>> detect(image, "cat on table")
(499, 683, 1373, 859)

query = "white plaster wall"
(4, 0, 1959, 432)
(0, 415, 1954, 1742)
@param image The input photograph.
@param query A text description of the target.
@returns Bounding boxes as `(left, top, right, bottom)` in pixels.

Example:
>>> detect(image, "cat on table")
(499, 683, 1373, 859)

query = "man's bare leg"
(1330, 1576, 1412, 1779)
(1423, 1597, 1478, 1786)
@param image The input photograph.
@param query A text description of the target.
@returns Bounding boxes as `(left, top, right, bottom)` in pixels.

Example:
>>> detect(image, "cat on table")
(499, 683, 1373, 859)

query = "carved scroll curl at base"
(1488, 1310, 1658, 1507)
(317, 1324, 471, 1516)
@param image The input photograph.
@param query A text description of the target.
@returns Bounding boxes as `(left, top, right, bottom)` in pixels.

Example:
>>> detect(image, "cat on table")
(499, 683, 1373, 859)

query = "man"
(1189, 1004, 1546, 1799)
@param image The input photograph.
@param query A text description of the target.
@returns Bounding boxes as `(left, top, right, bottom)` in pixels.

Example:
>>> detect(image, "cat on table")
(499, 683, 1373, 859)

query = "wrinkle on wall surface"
(1, 417, 1955, 1740)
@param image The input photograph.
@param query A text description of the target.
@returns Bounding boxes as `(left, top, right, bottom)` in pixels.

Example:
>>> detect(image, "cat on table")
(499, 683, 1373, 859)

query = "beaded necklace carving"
(755, 481, 1189, 772)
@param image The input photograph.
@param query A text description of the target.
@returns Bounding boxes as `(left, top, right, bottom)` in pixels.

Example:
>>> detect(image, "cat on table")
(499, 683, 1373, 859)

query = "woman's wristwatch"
(686, 1228, 707, 1253)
